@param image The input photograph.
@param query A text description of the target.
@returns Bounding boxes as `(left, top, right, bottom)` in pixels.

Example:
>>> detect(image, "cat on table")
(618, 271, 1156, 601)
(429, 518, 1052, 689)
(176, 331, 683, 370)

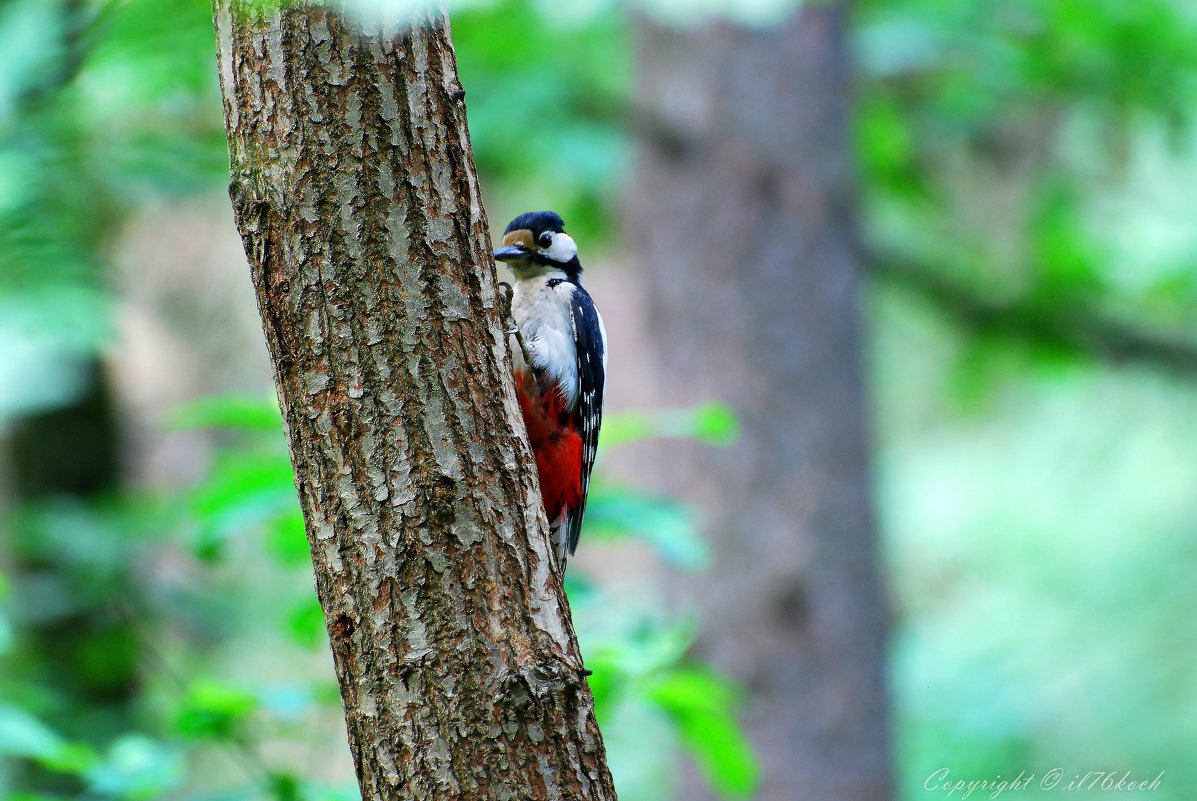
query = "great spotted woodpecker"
(495, 211, 607, 566)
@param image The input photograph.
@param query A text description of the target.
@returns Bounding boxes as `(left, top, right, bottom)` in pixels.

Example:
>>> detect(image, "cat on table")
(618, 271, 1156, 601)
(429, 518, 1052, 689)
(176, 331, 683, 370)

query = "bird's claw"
(498, 281, 516, 328)
(497, 281, 532, 365)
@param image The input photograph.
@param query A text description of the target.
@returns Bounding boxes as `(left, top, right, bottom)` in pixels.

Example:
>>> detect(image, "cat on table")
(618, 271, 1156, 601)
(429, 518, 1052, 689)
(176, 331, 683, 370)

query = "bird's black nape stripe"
(538, 257, 582, 282)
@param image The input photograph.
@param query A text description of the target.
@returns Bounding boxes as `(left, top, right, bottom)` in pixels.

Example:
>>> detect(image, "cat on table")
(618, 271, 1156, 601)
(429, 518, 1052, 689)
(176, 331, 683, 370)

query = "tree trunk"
(628, 6, 890, 800)
(211, 6, 617, 800)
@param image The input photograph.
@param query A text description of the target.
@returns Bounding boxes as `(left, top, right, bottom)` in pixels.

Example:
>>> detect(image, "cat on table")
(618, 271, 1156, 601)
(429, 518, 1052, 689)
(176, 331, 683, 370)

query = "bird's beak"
(493, 245, 528, 263)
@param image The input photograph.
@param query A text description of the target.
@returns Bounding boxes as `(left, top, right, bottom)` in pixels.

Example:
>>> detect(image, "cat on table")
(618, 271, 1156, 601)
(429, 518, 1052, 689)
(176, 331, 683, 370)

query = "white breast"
(511, 273, 578, 407)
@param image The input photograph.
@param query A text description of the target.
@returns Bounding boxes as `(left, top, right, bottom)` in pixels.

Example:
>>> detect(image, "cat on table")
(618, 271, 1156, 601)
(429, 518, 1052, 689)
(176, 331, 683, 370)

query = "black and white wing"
(567, 284, 607, 555)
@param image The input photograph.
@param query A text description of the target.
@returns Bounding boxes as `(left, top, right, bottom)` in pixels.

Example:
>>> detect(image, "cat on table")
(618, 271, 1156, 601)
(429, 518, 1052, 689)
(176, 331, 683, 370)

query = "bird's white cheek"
(545, 232, 578, 263)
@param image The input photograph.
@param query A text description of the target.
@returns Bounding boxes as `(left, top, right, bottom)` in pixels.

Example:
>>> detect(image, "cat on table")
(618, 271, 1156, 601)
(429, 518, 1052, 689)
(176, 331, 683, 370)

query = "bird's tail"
(549, 514, 570, 570)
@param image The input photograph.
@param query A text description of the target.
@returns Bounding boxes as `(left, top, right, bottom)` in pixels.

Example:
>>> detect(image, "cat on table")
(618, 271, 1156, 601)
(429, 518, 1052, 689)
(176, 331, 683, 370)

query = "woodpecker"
(495, 211, 607, 566)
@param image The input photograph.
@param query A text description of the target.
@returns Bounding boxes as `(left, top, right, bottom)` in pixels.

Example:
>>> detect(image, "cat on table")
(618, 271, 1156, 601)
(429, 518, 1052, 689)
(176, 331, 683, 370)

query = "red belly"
(515, 371, 582, 524)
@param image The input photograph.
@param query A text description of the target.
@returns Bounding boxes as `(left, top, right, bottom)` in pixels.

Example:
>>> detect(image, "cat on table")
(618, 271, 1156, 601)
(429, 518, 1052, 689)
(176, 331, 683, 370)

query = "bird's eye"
(538, 232, 554, 248)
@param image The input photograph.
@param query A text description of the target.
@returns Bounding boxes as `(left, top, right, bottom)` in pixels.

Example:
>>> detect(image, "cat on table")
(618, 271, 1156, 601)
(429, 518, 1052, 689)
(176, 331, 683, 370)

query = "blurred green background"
(2, 1, 1197, 800)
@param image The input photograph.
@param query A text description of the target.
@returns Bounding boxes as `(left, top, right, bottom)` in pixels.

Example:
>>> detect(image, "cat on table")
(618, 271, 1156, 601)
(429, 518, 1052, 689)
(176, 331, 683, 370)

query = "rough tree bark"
(211, 5, 617, 800)
(627, 6, 890, 801)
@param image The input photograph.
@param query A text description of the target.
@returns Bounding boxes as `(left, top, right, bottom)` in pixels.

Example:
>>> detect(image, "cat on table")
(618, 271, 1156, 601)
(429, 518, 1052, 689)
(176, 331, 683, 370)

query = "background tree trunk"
(7, 360, 139, 795)
(211, 6, 617, 800)
(627, 6, 891, 800)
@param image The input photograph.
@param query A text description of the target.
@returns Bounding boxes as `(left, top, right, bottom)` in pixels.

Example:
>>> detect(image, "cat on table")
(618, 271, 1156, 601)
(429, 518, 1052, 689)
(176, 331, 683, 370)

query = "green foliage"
(600, 401, 739, 449)
(0, 391, 751, 800)
(584, 487, 709, 571)
(0, 0, 225, 424)
(452, 0, 632, 242)
(647, 668, 758, 796)
(859, 0, 1197, 402)
(166, 397, 755, 800)
(858, 8, 1197, 795)
(190, 451, 298, 560)
(173, 680, 260, 741)
(5, 1, 1196, 801)
(578, 611, 757, 799)
(170, 395, 284, 433)
(882, 374, 1197, 799)
(1, 3, 752, 801)
(86, 736, 184, 801)
(0, 706, 97, 772)
(0, 706, 183, 800)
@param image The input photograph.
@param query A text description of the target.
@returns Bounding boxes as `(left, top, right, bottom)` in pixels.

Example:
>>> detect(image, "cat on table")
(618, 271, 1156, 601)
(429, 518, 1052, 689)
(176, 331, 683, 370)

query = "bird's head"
(493, 211, 581, 281)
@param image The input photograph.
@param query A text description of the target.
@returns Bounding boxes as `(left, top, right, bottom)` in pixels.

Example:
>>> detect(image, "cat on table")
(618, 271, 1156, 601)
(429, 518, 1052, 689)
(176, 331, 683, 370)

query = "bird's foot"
(497, 281, 533, 364)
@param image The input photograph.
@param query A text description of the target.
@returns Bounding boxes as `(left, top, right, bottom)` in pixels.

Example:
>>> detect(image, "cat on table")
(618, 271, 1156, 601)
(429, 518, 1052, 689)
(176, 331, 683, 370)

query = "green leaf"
(269, 771, 302, 801)
(601, 403, 739, 448)
(584, 654, 622, 719)
(563, 571, 598, 603)
(0, 705, 65, 760)
(0, 706, 98, 774)
(598, 699, 680, 801)
(588, 617, 697, 678)
(647, 668, 760, 797)
(169, 395, 282, 431)
(689, 402, 740, 446)
(584, 488, 709, 570)
(173, 680, 258, 741)
(191, 453, 297, 560)
(195, 456, 295, 521)
(1028, 179, 1104, 298)
(267, 509, 311, 567)
(85, 735, 183, 801)
(286, 599, 327, 649)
